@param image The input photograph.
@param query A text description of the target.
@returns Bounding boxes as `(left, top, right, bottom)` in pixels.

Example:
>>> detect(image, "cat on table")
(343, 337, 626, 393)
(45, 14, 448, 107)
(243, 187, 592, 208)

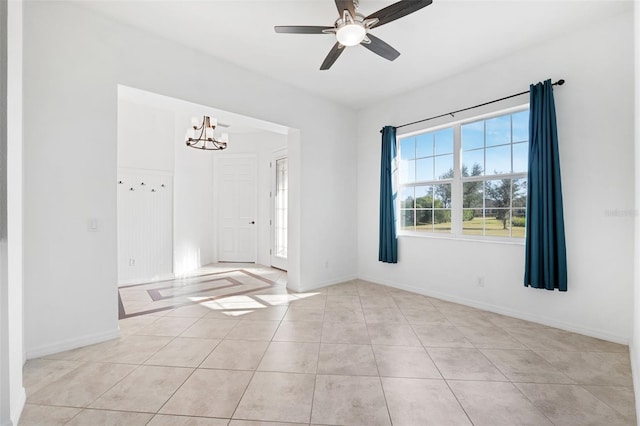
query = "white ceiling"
(77, 0, 632, 109)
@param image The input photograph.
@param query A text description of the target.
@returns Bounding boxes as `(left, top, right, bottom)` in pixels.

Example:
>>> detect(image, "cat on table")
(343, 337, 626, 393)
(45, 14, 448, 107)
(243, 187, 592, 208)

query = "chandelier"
(185, 116, 229, 150)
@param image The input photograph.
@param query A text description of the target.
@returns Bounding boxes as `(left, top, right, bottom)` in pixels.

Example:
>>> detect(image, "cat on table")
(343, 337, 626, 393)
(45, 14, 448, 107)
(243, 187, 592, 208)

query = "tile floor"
(21, 264, 636, 425)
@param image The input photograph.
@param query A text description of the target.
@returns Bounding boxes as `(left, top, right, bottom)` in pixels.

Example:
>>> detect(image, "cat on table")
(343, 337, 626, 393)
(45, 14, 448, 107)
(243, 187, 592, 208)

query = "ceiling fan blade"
(366, 0, 432, 28)
(320, 42, 345, 70)
(274, 26, 334, 34)
(361, 33, 400, 61)
(334, 0, 356, 18)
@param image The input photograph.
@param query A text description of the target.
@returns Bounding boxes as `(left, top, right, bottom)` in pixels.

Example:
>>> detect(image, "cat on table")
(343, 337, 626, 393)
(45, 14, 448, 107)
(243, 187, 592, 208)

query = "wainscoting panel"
(117, 170, 173, 286)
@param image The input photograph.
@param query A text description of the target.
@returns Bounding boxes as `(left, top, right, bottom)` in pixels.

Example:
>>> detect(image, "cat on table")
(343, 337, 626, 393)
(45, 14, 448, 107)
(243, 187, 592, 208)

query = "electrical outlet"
(476, 276, 485, 287)
(88, 218, 99, 232)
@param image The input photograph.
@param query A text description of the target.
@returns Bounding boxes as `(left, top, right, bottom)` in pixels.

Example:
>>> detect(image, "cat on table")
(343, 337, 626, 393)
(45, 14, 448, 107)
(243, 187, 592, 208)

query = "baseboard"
(26, 328, 121, 359)
(118, 273, 175, 287)
(358, 274, 629, 345)
(290, 274, 358, 293)
(9, 386, 25, 426)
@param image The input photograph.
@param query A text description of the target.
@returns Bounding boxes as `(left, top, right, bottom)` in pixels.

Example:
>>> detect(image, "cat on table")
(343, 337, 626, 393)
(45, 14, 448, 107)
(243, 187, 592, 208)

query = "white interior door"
(217, 156, 257, 262)
(271, 152, 288, 270)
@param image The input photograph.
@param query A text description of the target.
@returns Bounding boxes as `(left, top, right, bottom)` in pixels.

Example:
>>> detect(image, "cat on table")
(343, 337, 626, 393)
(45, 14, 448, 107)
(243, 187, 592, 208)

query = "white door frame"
(270, 148, 288, 270)
(213, 154, 258, 263)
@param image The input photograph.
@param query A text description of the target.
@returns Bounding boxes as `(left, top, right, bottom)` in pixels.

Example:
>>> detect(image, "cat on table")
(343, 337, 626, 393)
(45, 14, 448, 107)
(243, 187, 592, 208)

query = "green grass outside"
(403, 216, 525, 238)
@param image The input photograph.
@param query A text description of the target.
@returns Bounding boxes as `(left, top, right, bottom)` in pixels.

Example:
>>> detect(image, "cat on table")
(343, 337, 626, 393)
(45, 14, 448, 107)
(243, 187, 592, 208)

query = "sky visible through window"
(400, 110, 529, 179)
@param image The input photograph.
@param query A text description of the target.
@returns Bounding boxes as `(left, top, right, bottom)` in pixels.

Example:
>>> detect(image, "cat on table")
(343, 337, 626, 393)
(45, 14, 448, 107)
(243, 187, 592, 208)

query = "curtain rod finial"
(557, 79, 565, 86)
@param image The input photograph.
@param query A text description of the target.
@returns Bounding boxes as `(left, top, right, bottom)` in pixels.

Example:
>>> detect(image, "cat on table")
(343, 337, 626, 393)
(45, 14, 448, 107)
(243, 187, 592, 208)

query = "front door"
(217, 156, 257, 262)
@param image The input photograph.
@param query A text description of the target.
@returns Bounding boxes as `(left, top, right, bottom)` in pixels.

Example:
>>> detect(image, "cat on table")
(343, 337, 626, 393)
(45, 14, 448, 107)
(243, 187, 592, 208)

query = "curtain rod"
(394, 79, 565, 130)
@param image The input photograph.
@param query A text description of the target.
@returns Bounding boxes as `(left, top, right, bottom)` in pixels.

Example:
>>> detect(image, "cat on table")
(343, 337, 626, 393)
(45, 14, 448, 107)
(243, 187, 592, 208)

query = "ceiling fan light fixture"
(336, 23, 366, 47)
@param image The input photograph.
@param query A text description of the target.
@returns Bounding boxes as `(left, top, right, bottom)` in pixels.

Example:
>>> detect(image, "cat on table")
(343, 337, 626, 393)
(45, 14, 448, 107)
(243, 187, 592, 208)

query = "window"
(398, 108, 529, 239)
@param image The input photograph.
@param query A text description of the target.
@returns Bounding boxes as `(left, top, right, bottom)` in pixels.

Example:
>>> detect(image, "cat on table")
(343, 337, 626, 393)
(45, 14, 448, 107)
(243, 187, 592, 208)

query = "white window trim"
(396, 104, 529, 245)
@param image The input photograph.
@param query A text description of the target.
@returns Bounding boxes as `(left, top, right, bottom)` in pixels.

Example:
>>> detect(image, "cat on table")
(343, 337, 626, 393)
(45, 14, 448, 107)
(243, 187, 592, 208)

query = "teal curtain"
(524, 80, 567, 291)
(379, 126, 398, 263)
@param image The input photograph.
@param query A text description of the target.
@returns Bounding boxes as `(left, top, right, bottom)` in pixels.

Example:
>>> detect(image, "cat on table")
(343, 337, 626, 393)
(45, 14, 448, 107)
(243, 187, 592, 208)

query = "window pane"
(415, 185, 433, 209)
(513, 142, 528, 173)
(462, 149, 484, 176)
(485, 145, 511, 175)
(512, 110, 529, 142)
(434, 210, 451, 233)
(462, 209, 483, 235)
(416, 157, 434, 182)
(401, 209, 414, 230)
(512, 208, 526, 238)
(512, 178, 527, 208)
(435, 154, 454, 180)
(415, 133, 433, 158)
(435, 128, 453, 155)
(416, 209, 432, 232)
(400, 159, 415, 183)
(434, 184, 451, 208)
(484, 209, 511, 236)
(400, 137, 415, 160)
(485, 179, 511, 208)
(486, 115, 511, 147)
(400, 186, 415, 208)
(462, 121, 483, 151)
(462, 181, 483, 208)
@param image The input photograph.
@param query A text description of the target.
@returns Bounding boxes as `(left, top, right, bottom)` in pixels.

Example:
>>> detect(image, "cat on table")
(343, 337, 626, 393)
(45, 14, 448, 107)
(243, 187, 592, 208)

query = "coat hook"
(141, 182, 146, 186)
(161, 184, 166, 188)
(151, 189, 156, 192)
(118, 180, 123, 184)
(129, 187, 135, 191)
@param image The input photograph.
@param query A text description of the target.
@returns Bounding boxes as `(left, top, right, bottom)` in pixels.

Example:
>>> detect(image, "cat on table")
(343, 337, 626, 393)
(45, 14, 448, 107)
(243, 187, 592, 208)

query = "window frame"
(396, 104, 529, 244)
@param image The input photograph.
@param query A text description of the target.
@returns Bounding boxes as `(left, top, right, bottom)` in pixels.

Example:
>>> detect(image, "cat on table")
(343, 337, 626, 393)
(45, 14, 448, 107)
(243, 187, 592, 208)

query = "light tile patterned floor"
(21, 264, 636, 425)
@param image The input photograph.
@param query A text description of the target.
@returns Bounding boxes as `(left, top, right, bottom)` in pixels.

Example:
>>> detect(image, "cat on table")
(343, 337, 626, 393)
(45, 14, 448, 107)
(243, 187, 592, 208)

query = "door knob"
(250, 221, 255, 224)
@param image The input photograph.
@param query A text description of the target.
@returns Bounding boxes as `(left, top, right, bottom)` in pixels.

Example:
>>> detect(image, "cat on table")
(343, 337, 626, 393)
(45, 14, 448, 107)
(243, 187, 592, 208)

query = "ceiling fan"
(274, 0, 433, 70)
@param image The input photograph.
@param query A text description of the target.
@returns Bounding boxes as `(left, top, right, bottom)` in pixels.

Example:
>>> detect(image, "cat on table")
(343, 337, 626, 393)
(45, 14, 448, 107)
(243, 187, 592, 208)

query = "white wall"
(632, 0, 640, 418)
(357, 9, 635, 343)
(212, 132, 287, 267)
(23, 1, 357, 357)
(118, 100, 175, 172)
